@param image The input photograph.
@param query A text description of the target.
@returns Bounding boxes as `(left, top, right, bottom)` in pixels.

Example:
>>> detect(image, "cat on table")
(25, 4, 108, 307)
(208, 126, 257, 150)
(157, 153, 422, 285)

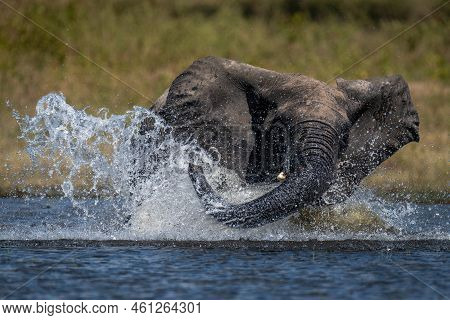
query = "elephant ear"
(320, 75, 420, 204)
(336, 78, 374, 124)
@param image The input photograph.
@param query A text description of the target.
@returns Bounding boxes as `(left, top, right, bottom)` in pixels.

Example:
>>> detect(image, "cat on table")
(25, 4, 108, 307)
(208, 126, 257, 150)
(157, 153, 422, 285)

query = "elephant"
(137, 56, 419, 228)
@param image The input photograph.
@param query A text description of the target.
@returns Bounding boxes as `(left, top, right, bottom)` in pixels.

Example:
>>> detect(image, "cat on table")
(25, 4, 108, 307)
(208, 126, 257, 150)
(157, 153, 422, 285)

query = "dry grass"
(0, 0, 448, 201)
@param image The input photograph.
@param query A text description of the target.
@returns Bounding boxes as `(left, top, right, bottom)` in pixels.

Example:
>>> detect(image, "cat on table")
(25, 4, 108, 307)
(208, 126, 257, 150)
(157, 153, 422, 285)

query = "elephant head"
(148, 57, 419, 228)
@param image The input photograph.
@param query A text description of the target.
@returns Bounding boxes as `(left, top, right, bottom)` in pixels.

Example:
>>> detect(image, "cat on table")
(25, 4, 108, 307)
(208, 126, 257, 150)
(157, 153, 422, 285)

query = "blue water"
(0, 198, 449, 299)
(1, 246, 449, 299)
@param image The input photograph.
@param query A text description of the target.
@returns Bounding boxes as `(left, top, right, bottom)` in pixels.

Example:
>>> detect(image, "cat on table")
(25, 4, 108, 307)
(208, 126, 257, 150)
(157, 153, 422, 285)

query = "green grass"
(0, 0, 449, 201)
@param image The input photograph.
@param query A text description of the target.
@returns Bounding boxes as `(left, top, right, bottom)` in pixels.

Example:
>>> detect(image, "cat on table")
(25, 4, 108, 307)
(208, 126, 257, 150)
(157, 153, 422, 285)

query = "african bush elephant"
(140, 56, 419, 228)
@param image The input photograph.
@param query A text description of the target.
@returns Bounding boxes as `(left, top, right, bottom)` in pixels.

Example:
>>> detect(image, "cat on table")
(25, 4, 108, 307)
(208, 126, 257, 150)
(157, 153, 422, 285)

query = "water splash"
(13, 93, 213, 221)
(8, 93, 448, 241)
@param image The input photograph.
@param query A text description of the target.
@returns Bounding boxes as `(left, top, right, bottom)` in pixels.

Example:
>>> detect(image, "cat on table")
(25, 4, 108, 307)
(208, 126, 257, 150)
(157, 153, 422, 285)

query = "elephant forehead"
(279, 100, 350, 131)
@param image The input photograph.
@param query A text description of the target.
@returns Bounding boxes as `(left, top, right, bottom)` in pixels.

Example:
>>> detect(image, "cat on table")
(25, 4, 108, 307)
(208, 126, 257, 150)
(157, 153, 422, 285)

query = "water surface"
(0, 198, 448, 299)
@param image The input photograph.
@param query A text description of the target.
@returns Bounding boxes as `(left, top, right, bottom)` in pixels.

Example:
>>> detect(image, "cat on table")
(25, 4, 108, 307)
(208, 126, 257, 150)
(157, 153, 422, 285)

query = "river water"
(0, 197, 448, 299)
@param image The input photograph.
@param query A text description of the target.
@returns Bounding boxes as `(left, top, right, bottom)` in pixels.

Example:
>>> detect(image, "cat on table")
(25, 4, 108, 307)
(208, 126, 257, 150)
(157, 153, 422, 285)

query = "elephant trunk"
(189, 121, 340, 228)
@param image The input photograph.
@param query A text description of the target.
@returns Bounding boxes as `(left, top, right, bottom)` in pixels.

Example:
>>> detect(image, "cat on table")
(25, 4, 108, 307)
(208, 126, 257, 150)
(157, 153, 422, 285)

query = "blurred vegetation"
(0, 0, 448, 201)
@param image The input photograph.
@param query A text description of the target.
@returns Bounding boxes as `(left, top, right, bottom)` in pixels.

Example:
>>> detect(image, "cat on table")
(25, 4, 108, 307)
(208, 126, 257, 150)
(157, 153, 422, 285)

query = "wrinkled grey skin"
(141, 56, 419, 228)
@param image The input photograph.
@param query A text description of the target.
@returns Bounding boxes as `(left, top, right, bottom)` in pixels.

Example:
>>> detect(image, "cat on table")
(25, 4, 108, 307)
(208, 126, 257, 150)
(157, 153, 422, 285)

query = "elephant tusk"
(277, 171, 287, 182)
